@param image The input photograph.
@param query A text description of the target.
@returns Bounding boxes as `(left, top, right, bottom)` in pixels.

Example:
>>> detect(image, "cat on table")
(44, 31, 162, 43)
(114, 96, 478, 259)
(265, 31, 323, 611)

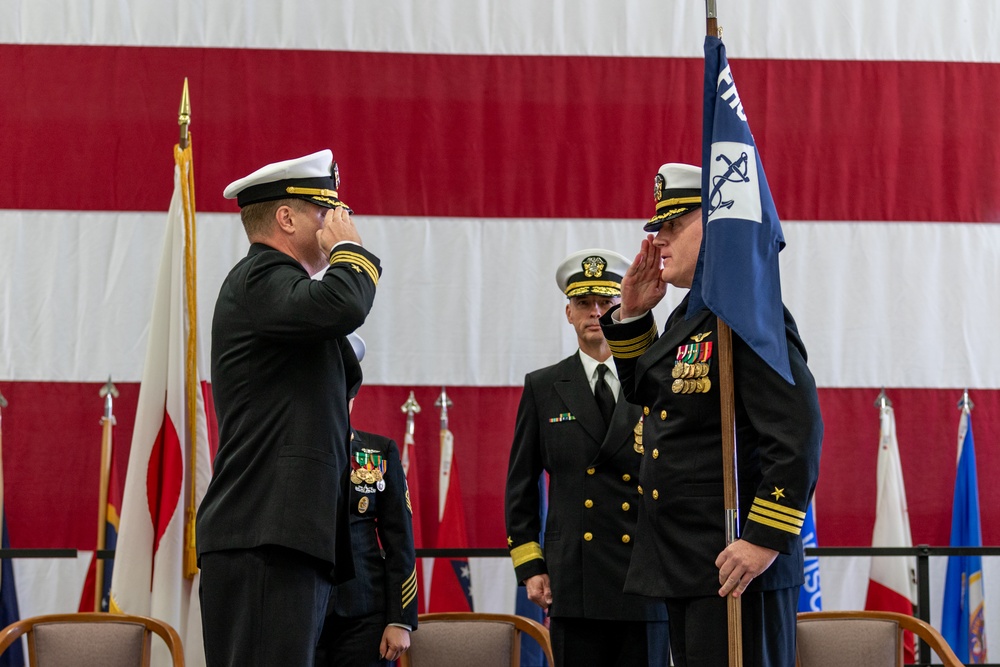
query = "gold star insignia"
(771, 487, 785, 501)
(507, 536, 513, 547)
(350, 264, 362, 273)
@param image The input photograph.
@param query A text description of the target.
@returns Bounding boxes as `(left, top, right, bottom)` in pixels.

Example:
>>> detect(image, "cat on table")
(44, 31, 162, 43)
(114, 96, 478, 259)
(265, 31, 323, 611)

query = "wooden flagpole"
(94, 377, 118, 611)
(704, 2, 743, 666)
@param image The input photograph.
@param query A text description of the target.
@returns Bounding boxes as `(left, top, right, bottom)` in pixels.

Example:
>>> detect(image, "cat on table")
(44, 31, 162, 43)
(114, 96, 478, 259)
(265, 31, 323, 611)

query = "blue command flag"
(942, 405, 988, 663)
(515, 474, 548, 667)
(798, 501, 822, 612)
(688, 36, 794, 384)
(0, 514, 25, 667)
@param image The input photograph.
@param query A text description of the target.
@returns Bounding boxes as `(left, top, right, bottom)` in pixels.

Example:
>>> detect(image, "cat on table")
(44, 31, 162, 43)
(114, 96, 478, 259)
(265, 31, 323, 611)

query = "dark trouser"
(315, 611, 387, 667)
(666, 587, 798, 667)
(549, 617, 670, 667)
(200, 545, 334, 667)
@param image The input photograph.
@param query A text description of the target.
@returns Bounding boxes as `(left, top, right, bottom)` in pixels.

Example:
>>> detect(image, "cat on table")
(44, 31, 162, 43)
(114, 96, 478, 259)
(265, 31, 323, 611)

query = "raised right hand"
(620, 234, 667, 318)
(317, 206, 362, 255)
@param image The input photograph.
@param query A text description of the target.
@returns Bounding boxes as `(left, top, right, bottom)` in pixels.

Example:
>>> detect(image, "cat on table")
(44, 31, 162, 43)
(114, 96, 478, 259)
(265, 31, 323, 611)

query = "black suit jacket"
(600, 297, 823, 598)
(197, 242, 380, 581)
(505, 352, 668, 621)
(328, 429, 418, 628)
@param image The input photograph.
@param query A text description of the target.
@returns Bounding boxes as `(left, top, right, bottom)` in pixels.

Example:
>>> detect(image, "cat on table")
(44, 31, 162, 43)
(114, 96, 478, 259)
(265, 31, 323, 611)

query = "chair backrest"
(796, 610, 962, 667)
(400, 612, 554, 667)
(0, 612, 185, 667)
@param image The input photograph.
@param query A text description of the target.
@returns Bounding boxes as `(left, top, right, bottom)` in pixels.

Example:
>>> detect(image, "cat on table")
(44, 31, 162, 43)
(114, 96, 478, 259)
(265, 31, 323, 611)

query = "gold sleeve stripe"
(750, 504, 805, 528)
(330, 250, 379, 285)
(510, 542, 544, 568)
(752, 497, 807, 519)
(748, 511, 802, 535)
(402, 568, 418, 608)
(608, 324, 658, 359)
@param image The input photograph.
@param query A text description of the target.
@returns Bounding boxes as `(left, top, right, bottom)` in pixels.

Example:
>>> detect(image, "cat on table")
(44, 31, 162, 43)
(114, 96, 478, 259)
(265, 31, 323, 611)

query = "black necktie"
(594, 363, 616, 427)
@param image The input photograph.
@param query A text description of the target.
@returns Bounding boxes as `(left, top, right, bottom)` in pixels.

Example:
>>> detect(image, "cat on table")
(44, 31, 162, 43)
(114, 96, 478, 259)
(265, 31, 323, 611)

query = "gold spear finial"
(178, 78, 191, 149)
(401, 391, 421, 436)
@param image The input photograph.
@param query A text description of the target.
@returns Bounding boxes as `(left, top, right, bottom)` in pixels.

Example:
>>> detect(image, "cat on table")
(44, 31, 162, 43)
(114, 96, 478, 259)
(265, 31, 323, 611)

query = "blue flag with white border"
(942, 405, 988, 663)
(689, 36, 793, 384)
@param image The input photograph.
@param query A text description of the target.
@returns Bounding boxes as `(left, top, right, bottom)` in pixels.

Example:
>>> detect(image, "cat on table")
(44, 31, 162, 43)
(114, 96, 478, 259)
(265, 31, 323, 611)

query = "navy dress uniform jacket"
(505, 353, 668, 622)
(328, 430, 419, 628)
(198, 242, 381, 581)
(600, 297, 823, 598)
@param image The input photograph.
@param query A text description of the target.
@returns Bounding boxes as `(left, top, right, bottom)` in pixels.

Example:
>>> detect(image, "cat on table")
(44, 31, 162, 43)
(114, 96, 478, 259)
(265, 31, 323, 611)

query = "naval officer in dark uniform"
(600, 163, 823, 667)
(316, 334, 418, 667)
(198, 150, 381, 667)
(505, 249, 669, 667)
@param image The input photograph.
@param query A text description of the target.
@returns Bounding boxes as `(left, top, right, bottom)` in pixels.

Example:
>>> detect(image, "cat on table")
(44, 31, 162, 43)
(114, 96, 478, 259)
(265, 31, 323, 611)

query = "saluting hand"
(620, 235, 667, 319)
(715, 539, 778, 598)
(525, 573, 553, 611)
(317, 206, 362, 256)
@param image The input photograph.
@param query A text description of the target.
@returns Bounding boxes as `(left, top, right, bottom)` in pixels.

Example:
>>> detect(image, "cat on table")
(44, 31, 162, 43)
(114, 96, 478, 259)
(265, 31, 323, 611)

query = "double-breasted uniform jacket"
(600, 296, 823, 598)
(197, 242, 381, 582)
(505, 352, 668, 621)
(328, 429, 418, 628)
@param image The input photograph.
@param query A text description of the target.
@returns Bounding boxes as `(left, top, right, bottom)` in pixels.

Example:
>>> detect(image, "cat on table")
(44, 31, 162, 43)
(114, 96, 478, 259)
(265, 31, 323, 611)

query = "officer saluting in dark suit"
(505, 249, 669, 667)
(198, 150, 381, 667)
(316, 334, 418, 667)
(600, 164, 823, 667)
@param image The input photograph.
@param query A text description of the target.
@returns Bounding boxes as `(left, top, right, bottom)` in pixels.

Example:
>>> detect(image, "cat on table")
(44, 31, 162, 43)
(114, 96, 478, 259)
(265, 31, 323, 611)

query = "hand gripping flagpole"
(94, 377, 118, 611)
(705, 3, 741, 666)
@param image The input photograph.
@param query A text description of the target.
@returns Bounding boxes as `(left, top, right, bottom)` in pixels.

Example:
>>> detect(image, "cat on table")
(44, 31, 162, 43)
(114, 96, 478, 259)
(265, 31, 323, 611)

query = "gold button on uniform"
(652, 449, 659, 459)
(637, 485, 643, 495)
(660, 410, 667, 420)
(622, 474, 631, 482)
(586, 467, 595, 475)
(652, 489, 659, 500)
(584, 499, 594, 508)
(621, 502, 630, 511)
(622, 534, 631, 544)
(584, 532, 593, 541)
(643, 406, 650, 416)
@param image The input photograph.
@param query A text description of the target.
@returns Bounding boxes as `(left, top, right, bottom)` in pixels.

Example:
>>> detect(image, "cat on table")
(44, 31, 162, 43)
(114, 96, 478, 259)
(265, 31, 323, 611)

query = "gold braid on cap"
(286, 186, 340, 198)
(655, 195, 701, 211)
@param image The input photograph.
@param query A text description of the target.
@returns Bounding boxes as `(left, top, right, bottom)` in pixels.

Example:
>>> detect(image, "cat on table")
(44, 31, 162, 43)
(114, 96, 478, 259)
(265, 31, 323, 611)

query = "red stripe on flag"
(865, 580, 917, 663)
(2, 44, 1000, 222)
(147, 406, 183, 556)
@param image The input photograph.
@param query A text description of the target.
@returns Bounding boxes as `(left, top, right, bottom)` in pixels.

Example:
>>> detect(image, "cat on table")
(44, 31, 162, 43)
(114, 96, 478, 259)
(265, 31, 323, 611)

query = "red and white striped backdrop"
(2, 0, 999, 638)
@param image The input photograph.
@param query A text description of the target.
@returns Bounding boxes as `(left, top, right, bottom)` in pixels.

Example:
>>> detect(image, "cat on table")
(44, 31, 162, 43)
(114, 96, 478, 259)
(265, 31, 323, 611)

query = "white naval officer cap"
(347, 333, 365, 399)
(223, 149, 352, 213)
(555, 249, 630, 298)
(646, 163, 702, 232)
(347, 332, 366, 363)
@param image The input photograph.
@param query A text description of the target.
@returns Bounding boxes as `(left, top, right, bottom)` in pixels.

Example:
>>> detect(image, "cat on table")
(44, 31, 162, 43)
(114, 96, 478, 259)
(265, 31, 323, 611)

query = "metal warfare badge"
(654, 173, 665, 202)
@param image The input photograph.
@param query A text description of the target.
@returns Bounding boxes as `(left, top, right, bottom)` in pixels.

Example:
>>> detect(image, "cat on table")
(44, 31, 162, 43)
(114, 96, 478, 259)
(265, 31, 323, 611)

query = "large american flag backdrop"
(2, 0, 999, 640)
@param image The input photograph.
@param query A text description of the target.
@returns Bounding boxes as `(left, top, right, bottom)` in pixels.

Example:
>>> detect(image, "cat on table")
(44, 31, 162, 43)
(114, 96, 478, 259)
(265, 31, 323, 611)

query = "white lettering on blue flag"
(716, 65, 747, 121)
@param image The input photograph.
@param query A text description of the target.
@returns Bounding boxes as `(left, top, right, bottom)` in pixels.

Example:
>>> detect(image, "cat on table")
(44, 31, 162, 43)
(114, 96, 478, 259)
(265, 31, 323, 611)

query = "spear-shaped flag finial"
(178, 78, 191, 149)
